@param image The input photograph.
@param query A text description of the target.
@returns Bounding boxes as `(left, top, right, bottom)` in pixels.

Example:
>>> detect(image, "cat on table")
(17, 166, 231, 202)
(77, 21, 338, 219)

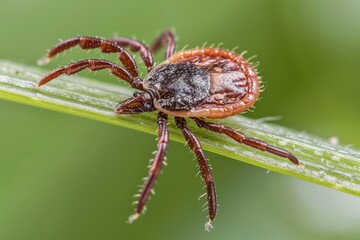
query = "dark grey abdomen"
(143, 63, 210, 111)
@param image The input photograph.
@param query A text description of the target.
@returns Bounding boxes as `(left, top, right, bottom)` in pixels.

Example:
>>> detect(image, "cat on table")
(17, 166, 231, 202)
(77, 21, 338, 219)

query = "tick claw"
(204, 220, 214, 232)
(37, 56, 50, 66)
(128, 213, 140, 224)
(298, 163, 305, 172)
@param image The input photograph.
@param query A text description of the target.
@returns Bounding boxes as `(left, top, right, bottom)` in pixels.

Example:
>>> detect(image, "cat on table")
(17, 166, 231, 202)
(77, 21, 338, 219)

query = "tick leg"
(129, 112, 169, 223)
(39, 36, 138, 77)
(175, 117, 217, 231)
(110, 37, 154, 72)
(151, 30, 176, 59)
(192, 118, 300, 166)
(37, 59, 143, 90)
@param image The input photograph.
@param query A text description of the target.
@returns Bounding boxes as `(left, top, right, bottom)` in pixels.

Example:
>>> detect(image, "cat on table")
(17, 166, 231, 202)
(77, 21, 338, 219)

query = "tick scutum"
(144, 63, 211, 111)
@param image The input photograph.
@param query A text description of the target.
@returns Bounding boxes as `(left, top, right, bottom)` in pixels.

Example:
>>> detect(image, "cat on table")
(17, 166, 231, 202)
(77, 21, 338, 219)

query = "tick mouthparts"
(115, 91, 155, 114)
(115, 96, 142, 114)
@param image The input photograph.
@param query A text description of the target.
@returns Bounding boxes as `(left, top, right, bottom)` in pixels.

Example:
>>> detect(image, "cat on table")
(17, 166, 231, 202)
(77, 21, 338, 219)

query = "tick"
(38, 30, 301, 231)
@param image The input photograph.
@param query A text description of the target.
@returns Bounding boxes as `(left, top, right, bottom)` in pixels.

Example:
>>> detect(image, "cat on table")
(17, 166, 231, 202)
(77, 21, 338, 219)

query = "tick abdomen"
(146, 48, 260, 119)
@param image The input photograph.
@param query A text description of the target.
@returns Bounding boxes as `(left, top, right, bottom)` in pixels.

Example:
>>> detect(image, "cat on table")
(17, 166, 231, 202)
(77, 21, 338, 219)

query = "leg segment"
(38, 59, 143, 90)
(110, 37, 154, 72)
(192, 118, 300, 166)
(39, 36, 138, 77)
(151, 30, 176, 59)
(175, 117, 217, 231)
(129, 112, 169, 223)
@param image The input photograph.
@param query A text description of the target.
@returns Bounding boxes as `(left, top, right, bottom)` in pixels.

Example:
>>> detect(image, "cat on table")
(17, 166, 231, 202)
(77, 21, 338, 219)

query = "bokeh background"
(1, 0, 360, 239)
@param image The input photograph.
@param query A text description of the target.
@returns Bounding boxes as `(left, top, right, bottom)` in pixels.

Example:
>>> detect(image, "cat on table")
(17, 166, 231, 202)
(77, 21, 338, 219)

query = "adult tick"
(38, 30, 301, 231)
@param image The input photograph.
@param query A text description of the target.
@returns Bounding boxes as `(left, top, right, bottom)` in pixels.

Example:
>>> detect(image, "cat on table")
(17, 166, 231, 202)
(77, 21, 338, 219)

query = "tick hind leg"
(192, 118, 301, 166)
(37, 59, 143, 90)
(175, 117, 217, 232)
(129, 112, 169, 223)
(151, 30, 176, 59)
(38, 36, 138, 77)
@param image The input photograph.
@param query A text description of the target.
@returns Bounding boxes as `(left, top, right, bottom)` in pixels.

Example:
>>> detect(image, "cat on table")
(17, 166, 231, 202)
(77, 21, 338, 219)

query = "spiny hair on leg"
(198, 192, 207, 200)
(202, 202, 208, 210)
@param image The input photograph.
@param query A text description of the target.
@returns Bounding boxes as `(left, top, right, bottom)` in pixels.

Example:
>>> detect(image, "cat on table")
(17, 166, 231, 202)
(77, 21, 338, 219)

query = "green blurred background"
(1, 0, 360, 239)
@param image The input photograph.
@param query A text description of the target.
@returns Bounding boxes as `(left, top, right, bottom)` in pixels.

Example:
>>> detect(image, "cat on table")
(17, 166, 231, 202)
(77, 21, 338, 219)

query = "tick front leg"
(192, 118, 301, 166)
(129, 112, 169, 223)
(38, 36, 138, 77)
(110, 37, 154, 72)
(37, 59, 143, 90)
(151, 30, 176, 59)
(175, 117, 217, 231)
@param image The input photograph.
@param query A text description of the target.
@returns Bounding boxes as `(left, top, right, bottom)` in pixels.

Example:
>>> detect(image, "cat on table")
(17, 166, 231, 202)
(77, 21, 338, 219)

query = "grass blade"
(1, 60, 360, 196)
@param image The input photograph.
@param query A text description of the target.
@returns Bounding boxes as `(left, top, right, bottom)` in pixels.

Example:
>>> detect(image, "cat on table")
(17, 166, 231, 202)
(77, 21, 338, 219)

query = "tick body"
(144, 48, 260, 119)
(38, 30, 300, 231)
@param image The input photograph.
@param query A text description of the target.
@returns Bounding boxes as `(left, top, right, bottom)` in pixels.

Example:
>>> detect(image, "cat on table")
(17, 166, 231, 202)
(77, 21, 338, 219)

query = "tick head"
(115, 90, 156, 114)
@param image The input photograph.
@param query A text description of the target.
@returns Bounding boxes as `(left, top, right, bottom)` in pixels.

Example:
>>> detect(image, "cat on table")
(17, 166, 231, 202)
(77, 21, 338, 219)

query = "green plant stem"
(1, 60, 360, 196)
